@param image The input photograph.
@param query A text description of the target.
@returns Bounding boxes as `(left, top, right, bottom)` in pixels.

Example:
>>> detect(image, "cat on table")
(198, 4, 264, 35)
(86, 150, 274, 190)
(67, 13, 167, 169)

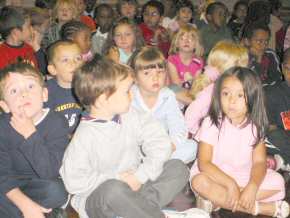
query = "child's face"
(0, 73, 47, 122)
(249, 29, 270, 55)
(143, 6, 161, 29)
(75, 0, 86, 15)
(178, 7, 193, 24)
(48, 44, 83, 88)
(104, 75, 134, 116)
(209, 6, 227, 28)
(282, 57, 290, 85)
(73, 29, 92, 54)
(114, 24, 135, 52)
(136, 65, 166, 96)
(57, 3, 75, 23)
(221, 76, 247, 125)
(235, 4, 247, 22)
(95, 7, 114, 32)
(177, 32, 196, 53)
(120, 2, 137, 19)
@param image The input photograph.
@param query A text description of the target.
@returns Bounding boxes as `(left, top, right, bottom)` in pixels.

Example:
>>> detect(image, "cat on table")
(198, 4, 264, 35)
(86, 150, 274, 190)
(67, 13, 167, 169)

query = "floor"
(66, 172, 290, 218)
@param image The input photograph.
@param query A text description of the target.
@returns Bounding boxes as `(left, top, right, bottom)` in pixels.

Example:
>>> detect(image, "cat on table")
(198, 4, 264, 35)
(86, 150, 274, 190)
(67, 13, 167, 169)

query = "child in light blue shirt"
(130, 46, 197, 163)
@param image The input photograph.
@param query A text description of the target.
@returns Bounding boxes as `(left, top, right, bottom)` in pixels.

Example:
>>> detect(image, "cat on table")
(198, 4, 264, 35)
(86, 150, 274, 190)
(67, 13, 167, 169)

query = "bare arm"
(167, 61, 182, 86)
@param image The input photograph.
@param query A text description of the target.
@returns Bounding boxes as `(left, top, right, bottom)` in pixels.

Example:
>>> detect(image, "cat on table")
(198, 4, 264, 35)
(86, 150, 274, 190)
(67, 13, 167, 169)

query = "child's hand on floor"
(119, 170, 142, 191)
(225, 179, 240, 212)
(10, 107, 36, 139)
(238, 183, 258, 213)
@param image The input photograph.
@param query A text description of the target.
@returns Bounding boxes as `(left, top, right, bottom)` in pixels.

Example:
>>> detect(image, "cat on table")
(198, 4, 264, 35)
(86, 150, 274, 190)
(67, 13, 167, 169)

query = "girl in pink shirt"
(185, 41, 249, 137)
(190, 67, 289, 217)
(167, 25, 204, 105)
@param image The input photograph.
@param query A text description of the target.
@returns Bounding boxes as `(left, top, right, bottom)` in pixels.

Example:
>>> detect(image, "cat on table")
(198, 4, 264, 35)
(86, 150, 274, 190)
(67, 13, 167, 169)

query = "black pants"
(267, 129, 290, 164)
(0, 178, 68, 218)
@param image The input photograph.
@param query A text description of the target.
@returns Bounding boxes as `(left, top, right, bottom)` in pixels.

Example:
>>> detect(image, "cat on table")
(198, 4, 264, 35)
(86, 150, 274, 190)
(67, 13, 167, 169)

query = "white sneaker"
(163, 208, 210, 218)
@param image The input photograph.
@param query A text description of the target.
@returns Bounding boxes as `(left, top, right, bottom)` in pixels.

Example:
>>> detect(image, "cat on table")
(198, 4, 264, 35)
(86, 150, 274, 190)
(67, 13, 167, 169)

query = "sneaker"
(163, 208, 210, 218)
(195, 195, 220, 213)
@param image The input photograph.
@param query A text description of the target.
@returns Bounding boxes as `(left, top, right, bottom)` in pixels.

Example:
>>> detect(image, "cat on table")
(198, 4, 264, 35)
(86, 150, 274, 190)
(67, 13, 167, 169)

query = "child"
(41, 0, 77, 49)
(130, 46, 197, 164)
(91, 3, 114, 55)
(0, 6, 38, 69)
(139, 0, 170, 57)
(0, 62, 69, 218)
(243, 23, 282, 86)
(103, 17, 144, 64)
(75, 0, 96, 31)
(185, 41, 248, 137)
(227, 0, 248, 41)
(117, 0, 138, 21)
(59, 55, 190, 218)
(190, 67, 289, 217)
(199, 2, 233, 57)
(60, 20, 93, 62)
(265, 47, 290, 166)
(164, 0, 195, 35)
(167, 25, 204, 89)
(83, 0, 96, 18)
(46, 40, 83, 134)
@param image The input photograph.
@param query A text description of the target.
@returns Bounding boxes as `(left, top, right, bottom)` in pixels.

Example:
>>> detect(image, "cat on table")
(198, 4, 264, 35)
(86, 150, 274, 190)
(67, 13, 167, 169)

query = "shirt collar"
(81, 112, 121, 124)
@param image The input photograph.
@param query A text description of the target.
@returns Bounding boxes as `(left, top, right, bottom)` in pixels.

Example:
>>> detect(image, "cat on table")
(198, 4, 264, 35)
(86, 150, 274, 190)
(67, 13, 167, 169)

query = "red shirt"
(0, 42, 38, 69)
(139, 23, 170, 57)
(80, 15, 96, 31)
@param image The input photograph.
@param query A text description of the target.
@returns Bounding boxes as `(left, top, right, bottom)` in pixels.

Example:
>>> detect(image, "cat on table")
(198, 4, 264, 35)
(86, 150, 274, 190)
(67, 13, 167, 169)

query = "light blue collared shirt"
(131, 85, 197, 163)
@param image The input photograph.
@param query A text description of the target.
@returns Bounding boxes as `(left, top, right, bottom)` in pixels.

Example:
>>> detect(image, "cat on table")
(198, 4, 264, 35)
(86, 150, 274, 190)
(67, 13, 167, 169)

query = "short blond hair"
(189, 41, 248, 99)
(169, 24, 203, 58)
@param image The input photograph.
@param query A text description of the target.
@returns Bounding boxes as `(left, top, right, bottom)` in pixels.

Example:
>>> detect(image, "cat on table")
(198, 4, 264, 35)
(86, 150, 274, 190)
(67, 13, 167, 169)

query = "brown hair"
(0, 62, 44, 100)
(73, 54, 133, 110)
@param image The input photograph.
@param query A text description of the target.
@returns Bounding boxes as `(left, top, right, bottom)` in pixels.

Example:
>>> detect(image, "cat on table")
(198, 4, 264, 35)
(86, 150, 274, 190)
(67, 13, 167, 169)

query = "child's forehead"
(144, 5, 159, 13)
(54, 44, 81, 56)
(4, 72, 39, 87)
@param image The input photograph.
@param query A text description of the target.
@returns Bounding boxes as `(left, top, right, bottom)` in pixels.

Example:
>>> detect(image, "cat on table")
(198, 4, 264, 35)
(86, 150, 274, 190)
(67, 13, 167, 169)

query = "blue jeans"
(0, 178, 68, 218)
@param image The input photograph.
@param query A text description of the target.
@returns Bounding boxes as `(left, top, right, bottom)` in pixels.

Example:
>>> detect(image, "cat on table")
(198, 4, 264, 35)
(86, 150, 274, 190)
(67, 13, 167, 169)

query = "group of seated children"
(0, 0, 289, 218)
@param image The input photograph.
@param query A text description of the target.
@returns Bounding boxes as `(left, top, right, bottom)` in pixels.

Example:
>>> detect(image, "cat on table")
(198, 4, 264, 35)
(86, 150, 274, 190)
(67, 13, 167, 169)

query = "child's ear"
(42, 87, 48, 103)
(47, 64, 57, 76)
(0, 101, 10, 113)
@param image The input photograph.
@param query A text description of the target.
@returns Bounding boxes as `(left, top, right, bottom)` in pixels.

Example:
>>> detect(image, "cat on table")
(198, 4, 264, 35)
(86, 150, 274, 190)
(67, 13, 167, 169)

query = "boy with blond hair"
(0, 63, 69, 218)
(60, 55, 190, 218)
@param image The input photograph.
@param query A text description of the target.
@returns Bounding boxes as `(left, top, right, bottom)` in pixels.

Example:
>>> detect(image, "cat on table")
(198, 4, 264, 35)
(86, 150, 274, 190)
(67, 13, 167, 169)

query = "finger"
(40, 207, 52, 213)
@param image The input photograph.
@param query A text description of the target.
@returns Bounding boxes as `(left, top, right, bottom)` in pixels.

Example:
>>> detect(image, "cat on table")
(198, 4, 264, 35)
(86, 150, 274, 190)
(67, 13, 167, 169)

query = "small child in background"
(164, 0, 195, 35)
(103, 17, 144, 64)
(91, 3, 114, 55)
(83, 0, 96, 18)
(227, 0, 248, 41)
(190, 67, 289, 217)
(167, 25, 204, 105)
(0, 6, 38, 69)
(243, 23, 282, 86)
(0, 62, 69, 218)
(25, 7, 50, 76)
(60, 20, 93, 62)
(185, 41, 248, 137)
(130, 46, 197, 164)
(41, 0, 77, 49)
(199, 2, 233, 57)
(117, 0, 138, 22)
(46, 40, 83, 134)
(139, 0, 170, 57)
(60, 55, 190, 218)
(75, 0, 96, 31)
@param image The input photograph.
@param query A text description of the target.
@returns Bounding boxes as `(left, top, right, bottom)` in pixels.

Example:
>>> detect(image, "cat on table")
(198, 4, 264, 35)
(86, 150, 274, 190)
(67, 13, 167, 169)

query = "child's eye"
(9, 88, 18, 95)
(28, 83, 35, 89)
(238, 93, 244, 98)
(221, 91, 228, 96)
(61, 58, 69, 63)
(75, 55, 82, 61)
(143, 71, 149, 76)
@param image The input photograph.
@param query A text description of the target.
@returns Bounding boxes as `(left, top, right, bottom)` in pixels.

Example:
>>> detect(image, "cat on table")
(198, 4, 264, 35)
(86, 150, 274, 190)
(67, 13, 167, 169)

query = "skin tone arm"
(167, 61, 183, 86)
(198, 141, 240, 210)
(6, 188, 51, 218)
(238, 142, 267, 212)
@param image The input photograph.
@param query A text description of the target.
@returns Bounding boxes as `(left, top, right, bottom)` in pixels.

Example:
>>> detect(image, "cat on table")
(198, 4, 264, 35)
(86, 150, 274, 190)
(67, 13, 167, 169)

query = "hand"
(119, 171, 142, 191)
(10, 107, 36, 139)
(22, 200, 51, 218)
(107, 47, 120, 63)
(171, 143, 176, 152)
(226, 180, 240, 212)
(238, 183, 258, 213)
(30, 29, 42, 51)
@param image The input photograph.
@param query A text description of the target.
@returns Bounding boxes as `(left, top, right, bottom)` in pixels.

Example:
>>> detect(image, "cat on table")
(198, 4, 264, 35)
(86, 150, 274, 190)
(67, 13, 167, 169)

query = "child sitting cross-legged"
(0, 62, 69, 218)
(59, 55, 202, 218)
(130, 46, 197, 164)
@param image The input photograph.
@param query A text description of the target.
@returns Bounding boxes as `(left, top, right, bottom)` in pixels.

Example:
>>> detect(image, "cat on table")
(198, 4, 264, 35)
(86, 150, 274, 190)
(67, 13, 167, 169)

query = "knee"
(43, 179, 68, 207)
(166, 159, 189, 179)
(191, 174, 211, 194)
